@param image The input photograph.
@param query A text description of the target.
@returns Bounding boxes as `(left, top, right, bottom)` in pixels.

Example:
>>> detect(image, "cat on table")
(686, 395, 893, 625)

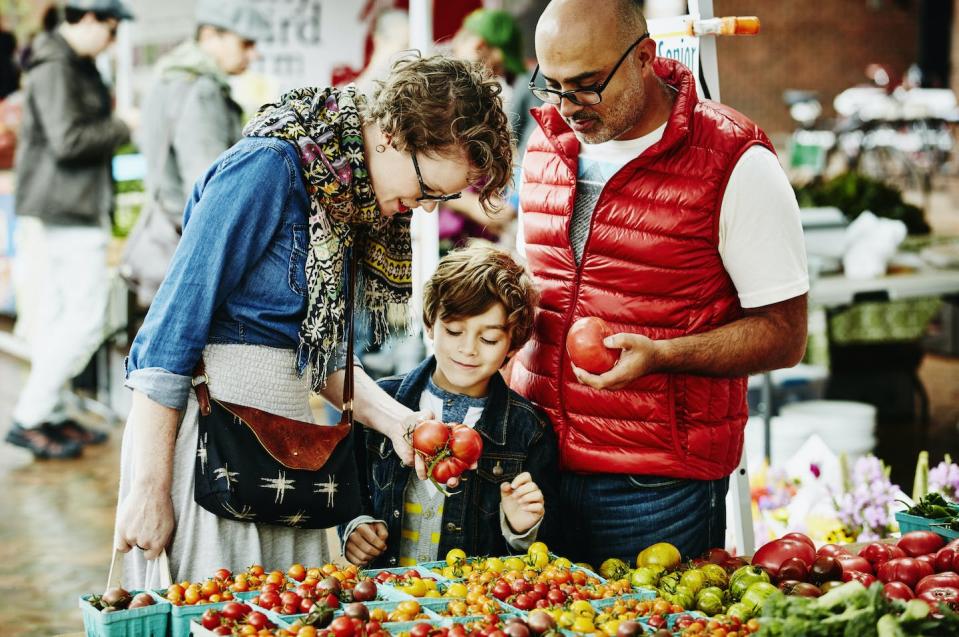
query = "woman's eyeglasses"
(411, 151, 462, 203)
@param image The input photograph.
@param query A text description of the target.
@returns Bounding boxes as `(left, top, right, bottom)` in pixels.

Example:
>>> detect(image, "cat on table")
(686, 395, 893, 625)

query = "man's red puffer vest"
(512, 58, 774, 480)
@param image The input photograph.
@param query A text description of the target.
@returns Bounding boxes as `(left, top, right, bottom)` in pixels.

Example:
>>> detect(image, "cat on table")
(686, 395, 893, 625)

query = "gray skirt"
(119, 344, 331, 588)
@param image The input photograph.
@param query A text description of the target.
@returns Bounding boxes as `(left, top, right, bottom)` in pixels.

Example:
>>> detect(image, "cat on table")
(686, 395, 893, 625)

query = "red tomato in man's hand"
(566, 317, 619, 374)
(448, 424, 483, 466)
(411, 420, 450, 457)
(898, 531, 946, 557)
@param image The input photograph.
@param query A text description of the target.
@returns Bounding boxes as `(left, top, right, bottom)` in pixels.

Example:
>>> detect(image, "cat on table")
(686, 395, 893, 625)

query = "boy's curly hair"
(423, 245, 539, 351)
(367, 54, 514, 214)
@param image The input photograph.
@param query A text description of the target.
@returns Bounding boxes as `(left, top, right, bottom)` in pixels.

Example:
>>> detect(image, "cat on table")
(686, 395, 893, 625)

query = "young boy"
(342, 245, 558, 567)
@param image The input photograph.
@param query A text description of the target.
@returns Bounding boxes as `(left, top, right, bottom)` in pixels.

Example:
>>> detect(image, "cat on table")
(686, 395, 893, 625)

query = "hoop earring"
(375, 144, 386, 153)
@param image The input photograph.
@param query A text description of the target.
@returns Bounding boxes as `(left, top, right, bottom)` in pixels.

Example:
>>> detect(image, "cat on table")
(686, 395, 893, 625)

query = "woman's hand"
(500, 472, 545, 534)
(345, 522, 389, 566)
(114, 390, 179, 561)
(115, 485, 175, 560)
(393, 410, 433, 468)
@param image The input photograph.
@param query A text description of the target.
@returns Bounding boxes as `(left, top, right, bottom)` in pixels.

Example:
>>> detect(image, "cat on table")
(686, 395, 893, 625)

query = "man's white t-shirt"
(516, 124, 809, 309)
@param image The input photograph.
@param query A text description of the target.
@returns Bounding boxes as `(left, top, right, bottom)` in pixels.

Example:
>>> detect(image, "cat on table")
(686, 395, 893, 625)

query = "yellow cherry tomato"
(572, 616, 597, 633)
(446, 548, 468, 566)
(528, 541, 549, 555)
(445, 583, 468, 598)
(504, 557, 526, 573)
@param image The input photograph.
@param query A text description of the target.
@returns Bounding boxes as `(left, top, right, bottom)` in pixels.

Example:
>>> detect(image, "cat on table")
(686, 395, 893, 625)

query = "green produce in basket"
(904, 492, 954, 520)
(758, 581, 959, 637)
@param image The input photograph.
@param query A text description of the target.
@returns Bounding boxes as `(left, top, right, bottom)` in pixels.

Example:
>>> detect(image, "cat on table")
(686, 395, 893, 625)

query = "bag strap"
(340, 247, 356, 426)
(193, 247, 358, 421)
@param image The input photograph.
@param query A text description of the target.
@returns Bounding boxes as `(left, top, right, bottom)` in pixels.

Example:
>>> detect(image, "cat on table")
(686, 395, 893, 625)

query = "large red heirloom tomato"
(410, 420, 483, 494)
(566, 316, 619, 374)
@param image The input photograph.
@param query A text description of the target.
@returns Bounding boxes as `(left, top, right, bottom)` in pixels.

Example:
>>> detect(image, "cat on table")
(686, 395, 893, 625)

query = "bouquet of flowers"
(833, 455, 902, 541)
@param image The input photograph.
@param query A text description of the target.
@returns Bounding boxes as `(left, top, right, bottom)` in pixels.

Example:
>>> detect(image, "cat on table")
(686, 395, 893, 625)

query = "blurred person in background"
(351, 9, 410, 97)
(440, 9, 527, 252)
(5, 0, 133, 459)
(129, 0, 268, 307)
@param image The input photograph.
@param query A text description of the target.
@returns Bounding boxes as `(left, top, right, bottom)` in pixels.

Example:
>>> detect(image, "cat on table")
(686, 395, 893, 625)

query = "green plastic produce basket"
(78, 590, 170, 637)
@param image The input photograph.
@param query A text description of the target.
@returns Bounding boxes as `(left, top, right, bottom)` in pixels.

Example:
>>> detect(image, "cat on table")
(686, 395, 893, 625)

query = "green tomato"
(740, 581, 779, 613)
(729, 565, 771, 601)
(658, 571, 682, 595)
(695, 586, 725, 616)
(599, 558, 630, 581)
(664, 584, 695, 610)
(725, 602, 753, 621)
(679, 569, 706, 596)
(630, 567, 661, 588)
(700, 563, 729, 589)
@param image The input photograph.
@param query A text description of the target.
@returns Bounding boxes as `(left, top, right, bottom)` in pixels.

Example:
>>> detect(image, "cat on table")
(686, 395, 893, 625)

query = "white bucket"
(746, 400, 877, 467)
(778, 400, 876, 457)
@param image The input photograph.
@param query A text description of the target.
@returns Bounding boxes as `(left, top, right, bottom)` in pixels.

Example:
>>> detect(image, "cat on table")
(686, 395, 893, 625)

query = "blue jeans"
(556, 473, 730, 567)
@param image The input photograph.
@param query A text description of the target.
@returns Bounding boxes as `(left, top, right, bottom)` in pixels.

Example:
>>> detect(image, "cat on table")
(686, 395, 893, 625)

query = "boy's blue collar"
(425, 375, 488, 410)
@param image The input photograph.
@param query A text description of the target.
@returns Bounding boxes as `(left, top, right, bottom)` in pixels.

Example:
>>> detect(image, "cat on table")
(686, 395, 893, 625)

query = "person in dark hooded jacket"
(6, 0, 133, 459)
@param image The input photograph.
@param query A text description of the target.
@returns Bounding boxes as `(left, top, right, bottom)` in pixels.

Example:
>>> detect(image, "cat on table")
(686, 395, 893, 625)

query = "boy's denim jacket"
(348, 356, 560, 567)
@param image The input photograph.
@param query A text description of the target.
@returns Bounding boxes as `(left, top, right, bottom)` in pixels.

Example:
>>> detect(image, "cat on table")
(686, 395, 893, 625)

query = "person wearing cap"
(6, 0, 133, 459)
(452, 8, 526, 86)
(129, 0, 268, 306)
(439, 9, 527, 252)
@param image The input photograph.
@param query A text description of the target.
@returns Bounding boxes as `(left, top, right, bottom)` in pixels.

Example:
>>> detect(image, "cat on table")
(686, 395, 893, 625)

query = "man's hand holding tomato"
(500, 472, 545, 534)
(572, 332, 659, 391)
(345, 521, 389, 566)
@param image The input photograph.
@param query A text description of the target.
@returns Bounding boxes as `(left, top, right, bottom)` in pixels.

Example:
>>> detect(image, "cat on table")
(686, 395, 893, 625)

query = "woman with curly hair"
(113, 54, 514, 586)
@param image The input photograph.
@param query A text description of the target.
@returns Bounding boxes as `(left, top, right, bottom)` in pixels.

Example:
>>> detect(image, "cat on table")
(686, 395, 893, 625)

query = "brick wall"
(713, 1, 920, 136)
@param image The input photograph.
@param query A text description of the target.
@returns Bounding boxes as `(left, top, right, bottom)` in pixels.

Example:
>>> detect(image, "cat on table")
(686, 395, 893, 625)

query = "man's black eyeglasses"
(528, 33, 650, 106)
(411, 151, 462, 203)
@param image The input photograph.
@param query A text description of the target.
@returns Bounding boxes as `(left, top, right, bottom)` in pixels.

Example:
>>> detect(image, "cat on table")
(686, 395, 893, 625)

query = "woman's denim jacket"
(350, 356, 561, 567)
(125, 137, 346, 410)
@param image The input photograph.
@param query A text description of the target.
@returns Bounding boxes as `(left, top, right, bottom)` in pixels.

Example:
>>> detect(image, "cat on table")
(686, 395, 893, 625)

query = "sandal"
(44, 419, 108, 446)
(5, 423, 83, 459)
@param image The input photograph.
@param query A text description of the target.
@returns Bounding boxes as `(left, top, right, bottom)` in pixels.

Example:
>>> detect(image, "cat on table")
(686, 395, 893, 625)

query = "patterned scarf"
(243, 86, 412, 390)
